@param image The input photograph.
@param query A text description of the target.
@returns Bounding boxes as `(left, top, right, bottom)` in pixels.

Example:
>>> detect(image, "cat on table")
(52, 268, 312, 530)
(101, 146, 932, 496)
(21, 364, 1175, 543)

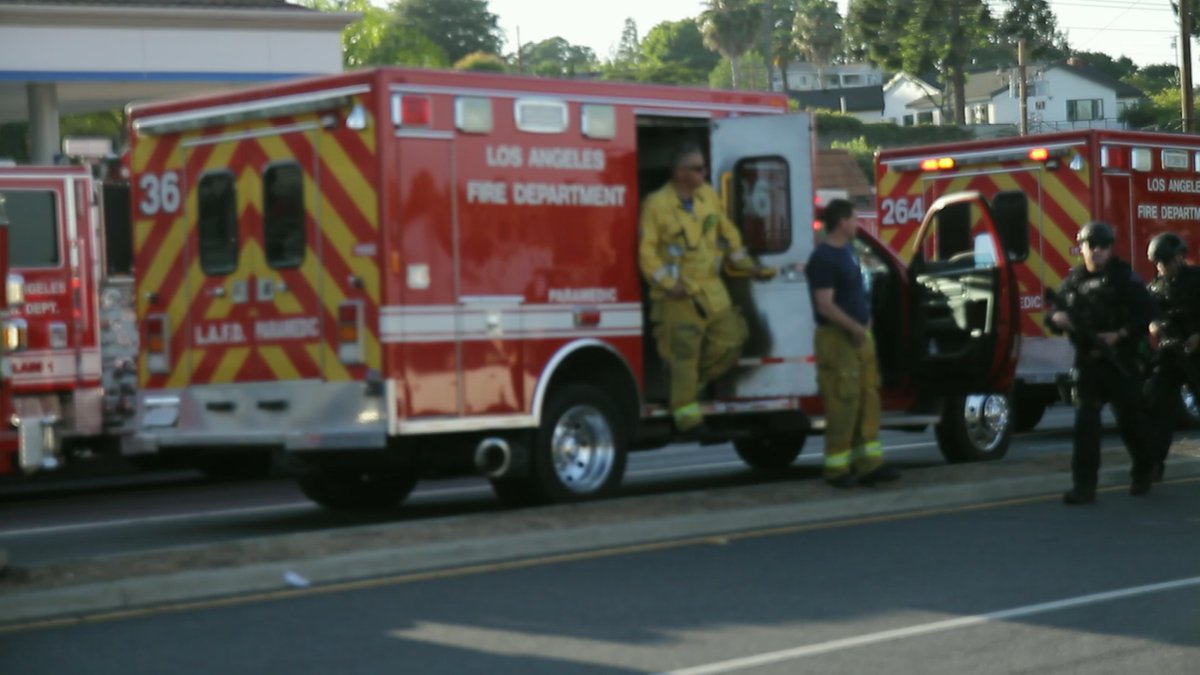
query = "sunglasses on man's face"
(680, 164, 706, 173)
(1083, 239, 1113, 250)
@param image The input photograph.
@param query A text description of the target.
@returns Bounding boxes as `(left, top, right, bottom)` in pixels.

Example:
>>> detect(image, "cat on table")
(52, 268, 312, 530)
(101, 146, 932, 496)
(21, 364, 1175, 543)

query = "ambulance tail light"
(337, 301, 364, 365)
(1, 318, 27, 353)
(146, 314, 169, 374)
(1028, 147, 1049, 161)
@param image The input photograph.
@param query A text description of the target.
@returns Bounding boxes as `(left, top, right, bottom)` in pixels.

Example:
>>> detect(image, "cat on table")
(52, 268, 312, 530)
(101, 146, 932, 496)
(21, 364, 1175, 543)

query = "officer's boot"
(1062, 487, 1096, 505)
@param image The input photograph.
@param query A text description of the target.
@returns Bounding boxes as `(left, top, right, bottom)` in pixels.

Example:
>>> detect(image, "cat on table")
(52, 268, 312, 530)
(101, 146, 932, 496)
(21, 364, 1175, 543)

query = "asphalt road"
(2, 471, 1196, 674)
(0, 407, 1150, 568)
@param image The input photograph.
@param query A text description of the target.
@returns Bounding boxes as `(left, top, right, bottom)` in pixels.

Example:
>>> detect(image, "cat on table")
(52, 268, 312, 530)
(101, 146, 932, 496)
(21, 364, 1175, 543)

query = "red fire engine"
(878, 129, 1200, 431)
(0, 150, 139, 468)
(126, 68, 1027, 508)
(0, 188, 59, 475)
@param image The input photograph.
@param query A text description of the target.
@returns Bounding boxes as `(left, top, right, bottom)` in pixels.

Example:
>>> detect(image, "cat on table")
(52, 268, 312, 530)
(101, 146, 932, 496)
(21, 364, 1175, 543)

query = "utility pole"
(516, 26, 523, 74)
(1182, 0, 1194, 133)
(1018, 39, 1029, 136)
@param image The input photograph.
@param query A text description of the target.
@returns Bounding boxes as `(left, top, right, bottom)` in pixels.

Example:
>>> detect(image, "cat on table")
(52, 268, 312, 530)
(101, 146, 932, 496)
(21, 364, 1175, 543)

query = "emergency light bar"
(920, 157, 956, 171)
(893, 144, 1076, 173)
(132, 85, 369, 136)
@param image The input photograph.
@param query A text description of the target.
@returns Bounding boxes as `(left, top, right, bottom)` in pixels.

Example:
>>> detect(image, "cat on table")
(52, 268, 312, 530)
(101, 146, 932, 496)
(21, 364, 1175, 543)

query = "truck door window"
(197, 171, 238, 275)
(263, 163, 305, 269)
(0, 190, 60, 267)
(733, 156, 791, 254)
(921, 201, 999, 269)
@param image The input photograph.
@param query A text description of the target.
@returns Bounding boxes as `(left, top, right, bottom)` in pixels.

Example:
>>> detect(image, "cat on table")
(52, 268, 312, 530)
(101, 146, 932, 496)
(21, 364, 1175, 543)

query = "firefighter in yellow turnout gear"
(638, 143, 768, 432)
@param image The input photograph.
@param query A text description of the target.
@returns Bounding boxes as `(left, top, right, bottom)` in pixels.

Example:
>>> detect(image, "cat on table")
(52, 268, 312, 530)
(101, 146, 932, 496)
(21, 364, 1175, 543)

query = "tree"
(641, 19, 720, 83)
(792, 0, 842, 88)
(902, 0, 994, 125)
(763, 0, 803, 90)
(709, 50, 771, 90)
(849, 0, 992, 124)
(1127, 63, 1179, 94)
(996, 0, 1069, 63)
(371, 23, 449, 67)
(614, 17, 642, 66)
(755, 0, 801, 91)
(394, 0, 502, 63)
(700, 0, 764, 89)
(455, 51, 507, 72)
(520, 37, 598, 77)
(844, 0, 912, 69)
(1068, 51, 1137, 82)
(300, 0, 394, 68)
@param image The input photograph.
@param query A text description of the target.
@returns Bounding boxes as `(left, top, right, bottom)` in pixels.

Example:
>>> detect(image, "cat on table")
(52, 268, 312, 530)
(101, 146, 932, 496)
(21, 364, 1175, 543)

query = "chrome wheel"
(551, 404, 616, 494)
(1181, 385, 1199, 419)
(963, 394, 1009, 452)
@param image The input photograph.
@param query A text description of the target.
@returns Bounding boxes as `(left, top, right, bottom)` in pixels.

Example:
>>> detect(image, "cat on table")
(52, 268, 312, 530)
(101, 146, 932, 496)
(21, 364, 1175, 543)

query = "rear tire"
(733, 435, 807, 470)
(297, 469, 418, 510)
(528, 383, 627, 503)
(936, 394, 1012, 463)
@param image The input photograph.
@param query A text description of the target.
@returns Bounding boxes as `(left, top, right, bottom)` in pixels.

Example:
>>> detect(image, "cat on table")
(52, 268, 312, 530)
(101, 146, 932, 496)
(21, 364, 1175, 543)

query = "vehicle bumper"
(131, 380, 389, 455)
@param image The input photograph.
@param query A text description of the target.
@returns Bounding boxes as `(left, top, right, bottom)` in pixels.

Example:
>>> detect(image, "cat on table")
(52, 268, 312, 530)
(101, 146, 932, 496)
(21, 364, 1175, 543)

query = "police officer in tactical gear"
(1145, 231, 1200, 482)
(1048, 221, 1155, 504)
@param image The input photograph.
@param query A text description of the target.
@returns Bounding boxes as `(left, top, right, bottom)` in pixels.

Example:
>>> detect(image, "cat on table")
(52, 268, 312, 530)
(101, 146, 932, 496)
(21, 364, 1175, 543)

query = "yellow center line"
(4, 476, 1197, 634)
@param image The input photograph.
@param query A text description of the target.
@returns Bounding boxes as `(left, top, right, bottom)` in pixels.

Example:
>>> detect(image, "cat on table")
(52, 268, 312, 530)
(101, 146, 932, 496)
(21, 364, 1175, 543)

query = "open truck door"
(909, 190, 1028, 463)
(909, 190, 1027, 393)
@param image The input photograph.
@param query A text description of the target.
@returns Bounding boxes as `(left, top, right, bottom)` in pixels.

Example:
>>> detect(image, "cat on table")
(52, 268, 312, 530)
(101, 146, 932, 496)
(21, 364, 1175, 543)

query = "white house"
(774, 61, 885, 92)
(904, 58, 1145, 130)
(882, 73, 944, 126)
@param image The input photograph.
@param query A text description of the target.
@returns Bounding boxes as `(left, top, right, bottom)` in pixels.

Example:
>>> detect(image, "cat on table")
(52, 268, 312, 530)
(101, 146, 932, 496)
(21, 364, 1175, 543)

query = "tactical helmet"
(1076, 221, 1115, 247)
(1148, 232, 1187, 263)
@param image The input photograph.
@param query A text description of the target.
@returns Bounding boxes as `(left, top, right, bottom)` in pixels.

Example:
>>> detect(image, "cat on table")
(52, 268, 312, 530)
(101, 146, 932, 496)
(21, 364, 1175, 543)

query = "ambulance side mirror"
(991, 191, 1029, 263)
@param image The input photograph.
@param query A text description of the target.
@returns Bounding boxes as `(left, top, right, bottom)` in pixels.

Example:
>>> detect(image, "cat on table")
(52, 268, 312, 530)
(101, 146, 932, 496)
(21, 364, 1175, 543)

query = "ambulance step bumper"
(131, 380, 389, 455)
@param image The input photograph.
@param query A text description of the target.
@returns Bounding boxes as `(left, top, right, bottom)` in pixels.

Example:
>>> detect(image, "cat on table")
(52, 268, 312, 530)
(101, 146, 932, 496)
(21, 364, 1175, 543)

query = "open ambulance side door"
(908, 191, 1027, 393)
(709, 113, 817, 399)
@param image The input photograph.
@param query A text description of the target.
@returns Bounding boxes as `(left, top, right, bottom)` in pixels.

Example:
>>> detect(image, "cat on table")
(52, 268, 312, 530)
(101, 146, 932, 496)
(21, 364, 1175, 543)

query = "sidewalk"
(2, 443, 1198, 627)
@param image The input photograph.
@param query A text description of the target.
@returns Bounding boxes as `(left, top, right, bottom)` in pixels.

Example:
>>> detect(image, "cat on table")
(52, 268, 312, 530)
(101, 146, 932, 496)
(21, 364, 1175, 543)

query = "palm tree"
(700, 0, 764, 89)
(793, 0, 842, 90)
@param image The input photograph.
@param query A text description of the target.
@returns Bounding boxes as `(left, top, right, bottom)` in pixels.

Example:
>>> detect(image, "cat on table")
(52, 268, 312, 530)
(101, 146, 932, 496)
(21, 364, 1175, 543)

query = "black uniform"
(1146, 263, 1200, 475)
(1052, 257, 1155, 494)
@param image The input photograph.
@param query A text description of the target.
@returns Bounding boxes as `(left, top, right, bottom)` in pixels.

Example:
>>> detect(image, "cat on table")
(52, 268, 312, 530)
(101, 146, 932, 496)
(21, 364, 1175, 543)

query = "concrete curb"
(2, 457, 1199, 627)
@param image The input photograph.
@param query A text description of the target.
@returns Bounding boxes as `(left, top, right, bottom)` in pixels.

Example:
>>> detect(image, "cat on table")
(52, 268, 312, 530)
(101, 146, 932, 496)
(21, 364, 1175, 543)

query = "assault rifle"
(1044, 287, 1130, 378)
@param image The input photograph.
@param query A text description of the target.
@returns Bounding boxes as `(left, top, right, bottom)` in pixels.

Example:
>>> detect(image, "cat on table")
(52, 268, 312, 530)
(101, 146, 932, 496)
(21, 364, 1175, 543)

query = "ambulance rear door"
(709, 114, 817, 398)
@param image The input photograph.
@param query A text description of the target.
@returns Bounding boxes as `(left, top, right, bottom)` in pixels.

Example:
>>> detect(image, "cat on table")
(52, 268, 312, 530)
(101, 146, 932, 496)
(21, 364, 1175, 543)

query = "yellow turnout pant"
(815, 325, 883, 478)
(652, 297, 748, 431)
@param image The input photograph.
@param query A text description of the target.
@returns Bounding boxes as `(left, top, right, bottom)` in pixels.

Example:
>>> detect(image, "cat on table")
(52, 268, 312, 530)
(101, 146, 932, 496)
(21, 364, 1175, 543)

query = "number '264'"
(879, 196, 924, 226)
(138, 171, 181, 216)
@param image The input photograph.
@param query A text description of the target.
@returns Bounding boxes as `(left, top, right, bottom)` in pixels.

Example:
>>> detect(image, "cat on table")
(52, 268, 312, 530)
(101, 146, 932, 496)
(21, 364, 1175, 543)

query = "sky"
(484, 0, 1184, 69)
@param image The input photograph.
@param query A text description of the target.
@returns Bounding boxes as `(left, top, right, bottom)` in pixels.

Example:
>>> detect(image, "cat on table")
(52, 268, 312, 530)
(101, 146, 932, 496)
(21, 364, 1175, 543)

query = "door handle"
(207, 286, 226, 298)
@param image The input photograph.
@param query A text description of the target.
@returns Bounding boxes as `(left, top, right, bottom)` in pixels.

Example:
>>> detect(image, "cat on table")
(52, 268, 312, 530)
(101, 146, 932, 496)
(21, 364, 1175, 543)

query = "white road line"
(663, 575, 1200, 675)
(0, 502, 317, 538)
(0, 441, 940, 538)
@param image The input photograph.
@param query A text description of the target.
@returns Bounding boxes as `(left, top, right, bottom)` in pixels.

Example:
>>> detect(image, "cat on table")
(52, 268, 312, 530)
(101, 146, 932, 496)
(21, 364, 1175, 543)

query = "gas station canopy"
(0, 0, 356, 162)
